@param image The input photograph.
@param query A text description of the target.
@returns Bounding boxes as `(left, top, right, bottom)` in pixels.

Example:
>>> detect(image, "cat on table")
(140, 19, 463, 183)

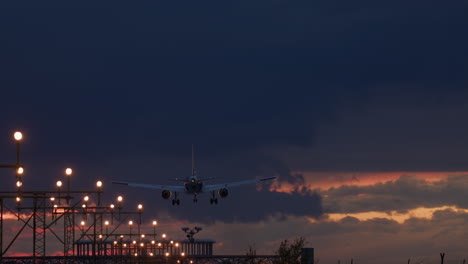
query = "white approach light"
(14, 131, 23, 141)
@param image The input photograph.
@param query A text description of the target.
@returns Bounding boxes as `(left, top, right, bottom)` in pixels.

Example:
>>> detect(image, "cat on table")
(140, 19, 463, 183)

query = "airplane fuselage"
(184, 176, 203, 194)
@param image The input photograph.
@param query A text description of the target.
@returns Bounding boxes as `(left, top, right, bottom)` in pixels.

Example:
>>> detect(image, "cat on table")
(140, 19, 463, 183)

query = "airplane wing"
(203, 176, 276, 192)
(112, 181, 185, 192)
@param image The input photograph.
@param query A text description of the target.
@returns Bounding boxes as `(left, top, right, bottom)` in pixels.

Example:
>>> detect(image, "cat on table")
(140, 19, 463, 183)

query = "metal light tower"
(1, 131, 158, 262)
(152, 220, 158, 239)
(0, 131, 24, 262)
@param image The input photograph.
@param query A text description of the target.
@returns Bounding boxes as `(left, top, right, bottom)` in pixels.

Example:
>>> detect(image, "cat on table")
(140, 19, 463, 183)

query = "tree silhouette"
(246, 244, 258, 264)
(274, 237, 307, 264)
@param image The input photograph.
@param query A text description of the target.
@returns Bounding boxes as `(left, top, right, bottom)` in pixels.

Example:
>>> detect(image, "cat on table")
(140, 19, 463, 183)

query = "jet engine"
(218, 188, 229, 198)
(161, 190, 172, 199)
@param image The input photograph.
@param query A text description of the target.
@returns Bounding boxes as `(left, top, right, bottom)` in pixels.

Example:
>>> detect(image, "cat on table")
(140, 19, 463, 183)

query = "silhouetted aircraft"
(112, 146, 275, 205)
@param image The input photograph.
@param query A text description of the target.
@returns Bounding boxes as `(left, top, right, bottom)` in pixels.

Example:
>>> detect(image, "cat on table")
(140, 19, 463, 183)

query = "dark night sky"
(1, 0, 468, 262)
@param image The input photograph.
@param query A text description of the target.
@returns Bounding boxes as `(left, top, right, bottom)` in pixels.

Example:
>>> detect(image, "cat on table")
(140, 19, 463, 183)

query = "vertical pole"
(16, 141, 20, 166)
(32, 196, 46, 263)
(72, 211, 75, 257)
(33, 198, 37, 263)
(67, 176, 70, 204)
(42, 197, 46, 262)
(64, 212, 67, 259)
(0, 198, 3, 262)
(93, 213, 97, 260)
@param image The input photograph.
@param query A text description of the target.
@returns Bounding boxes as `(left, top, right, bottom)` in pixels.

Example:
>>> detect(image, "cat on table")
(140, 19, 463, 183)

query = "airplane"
(112, 146, 276, 205)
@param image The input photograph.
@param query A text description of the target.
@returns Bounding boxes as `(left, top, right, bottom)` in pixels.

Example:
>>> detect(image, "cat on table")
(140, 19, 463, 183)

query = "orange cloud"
(270, 171, 468, 193)
(1, 211, 32, 220)
(309, 206, 468, 224)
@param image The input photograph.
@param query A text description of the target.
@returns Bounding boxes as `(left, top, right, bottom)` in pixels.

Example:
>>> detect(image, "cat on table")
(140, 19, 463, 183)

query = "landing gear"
(210, 191, 218, 205)
(172, 192, 180, 206)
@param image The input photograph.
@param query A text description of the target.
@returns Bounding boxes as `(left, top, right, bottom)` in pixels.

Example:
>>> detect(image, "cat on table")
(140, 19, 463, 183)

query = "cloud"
(323, 174, 468, 214)
(114, 182, 323, 224)
(0, 0, 467, 261)
(155, 208, 468, 263)
(1, 0, 467, 158)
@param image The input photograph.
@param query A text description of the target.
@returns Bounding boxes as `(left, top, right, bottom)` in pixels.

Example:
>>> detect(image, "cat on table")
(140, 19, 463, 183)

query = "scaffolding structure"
(0, 131, 151, 262)
(0, 131, 285, 264)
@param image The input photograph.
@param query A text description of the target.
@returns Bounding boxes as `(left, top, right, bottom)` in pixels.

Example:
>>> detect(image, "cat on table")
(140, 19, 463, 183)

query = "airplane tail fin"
(192, 144, 195, 176)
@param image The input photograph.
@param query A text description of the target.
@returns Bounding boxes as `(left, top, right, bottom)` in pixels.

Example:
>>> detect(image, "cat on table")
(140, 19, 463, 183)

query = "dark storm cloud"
(284, 93, 468, 172)
(164, 187, 322, 223)
(0, 0, 466, 227)
(323, 174, 468, 213)
(1, 0, 466, 158)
